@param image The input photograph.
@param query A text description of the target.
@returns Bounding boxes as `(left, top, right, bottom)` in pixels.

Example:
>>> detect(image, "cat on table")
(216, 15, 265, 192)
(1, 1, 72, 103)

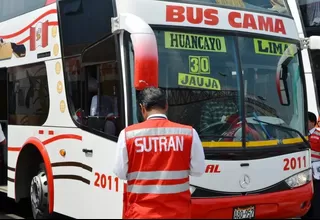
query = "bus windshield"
(156, 0, 290, 15)
(130, 29, 305, 148)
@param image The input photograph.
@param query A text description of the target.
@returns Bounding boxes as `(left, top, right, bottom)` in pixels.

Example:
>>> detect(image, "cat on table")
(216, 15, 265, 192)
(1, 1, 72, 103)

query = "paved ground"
(0, 213, 24, 219)
(0, 192, 72, 219)
(0, 192, 31, 219)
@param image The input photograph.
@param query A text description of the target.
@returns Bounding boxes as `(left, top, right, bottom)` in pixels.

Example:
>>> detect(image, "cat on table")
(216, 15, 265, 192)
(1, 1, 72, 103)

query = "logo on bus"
(205, 164, 221, 173)
(239, 174, 251, 189)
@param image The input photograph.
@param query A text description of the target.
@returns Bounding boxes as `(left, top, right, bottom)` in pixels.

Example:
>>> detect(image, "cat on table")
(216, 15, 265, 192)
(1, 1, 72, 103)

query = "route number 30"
(283, 156, 306, 171)
(189, 56, 210, 74)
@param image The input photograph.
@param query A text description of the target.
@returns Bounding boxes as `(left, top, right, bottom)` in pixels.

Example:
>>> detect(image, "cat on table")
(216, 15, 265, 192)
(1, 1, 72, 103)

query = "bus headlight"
(285, 169, 312, 188)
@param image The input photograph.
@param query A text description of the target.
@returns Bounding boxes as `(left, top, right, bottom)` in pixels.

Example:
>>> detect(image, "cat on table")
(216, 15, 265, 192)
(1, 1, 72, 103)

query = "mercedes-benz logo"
(239, 174, 251, 189)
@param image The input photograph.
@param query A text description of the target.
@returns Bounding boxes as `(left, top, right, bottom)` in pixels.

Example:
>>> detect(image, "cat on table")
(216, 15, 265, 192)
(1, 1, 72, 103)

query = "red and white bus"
(0, 0, 318, 219)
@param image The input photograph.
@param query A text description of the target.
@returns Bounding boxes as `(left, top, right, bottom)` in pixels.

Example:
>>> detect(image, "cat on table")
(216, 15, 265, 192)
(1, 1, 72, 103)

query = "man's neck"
(146, 110, 166, 117)
(146, 111, 167, 120)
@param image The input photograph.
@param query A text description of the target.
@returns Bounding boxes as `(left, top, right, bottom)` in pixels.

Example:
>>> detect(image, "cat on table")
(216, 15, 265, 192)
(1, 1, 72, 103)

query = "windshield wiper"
(252, 118, 309, 147)
(199, 135, 236, 139)
(253, 112, 272, 140)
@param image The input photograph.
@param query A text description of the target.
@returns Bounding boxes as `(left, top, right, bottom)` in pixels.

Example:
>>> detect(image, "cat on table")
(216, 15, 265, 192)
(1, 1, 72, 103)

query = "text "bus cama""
(166, 5, 286, 35)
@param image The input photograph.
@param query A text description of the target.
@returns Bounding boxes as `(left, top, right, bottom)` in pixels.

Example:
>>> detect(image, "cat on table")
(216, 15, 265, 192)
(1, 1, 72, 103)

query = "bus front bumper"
(191, 181, 313, 219)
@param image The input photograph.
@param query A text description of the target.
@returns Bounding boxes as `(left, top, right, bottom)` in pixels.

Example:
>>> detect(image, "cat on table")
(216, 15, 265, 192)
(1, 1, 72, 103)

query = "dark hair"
(308, 111, 317, 125)
(139, 87, 167, 111)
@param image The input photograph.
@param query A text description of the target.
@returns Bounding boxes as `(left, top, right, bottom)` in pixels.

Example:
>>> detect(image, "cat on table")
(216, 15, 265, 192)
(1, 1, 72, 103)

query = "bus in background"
(0, 0, 318, 219)
(287, 0, 320, 121)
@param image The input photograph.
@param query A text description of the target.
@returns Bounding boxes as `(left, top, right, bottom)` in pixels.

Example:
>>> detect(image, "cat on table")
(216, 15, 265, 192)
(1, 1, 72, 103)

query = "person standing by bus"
(0, 124, 6, 185)
(303, 111, 320, 218)
(113, 87, 206, 219)
(0, 124, 6, 147)
(308, 111, 320, 163)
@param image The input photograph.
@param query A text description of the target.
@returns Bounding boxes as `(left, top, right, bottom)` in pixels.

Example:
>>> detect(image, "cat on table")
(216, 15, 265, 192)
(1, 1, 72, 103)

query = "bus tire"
(30, 163, 50, 219)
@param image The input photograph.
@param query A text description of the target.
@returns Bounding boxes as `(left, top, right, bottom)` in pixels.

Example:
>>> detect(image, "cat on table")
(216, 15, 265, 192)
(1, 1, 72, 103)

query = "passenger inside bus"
(65, 59, 120, 137)
(88, 76, 117, 136)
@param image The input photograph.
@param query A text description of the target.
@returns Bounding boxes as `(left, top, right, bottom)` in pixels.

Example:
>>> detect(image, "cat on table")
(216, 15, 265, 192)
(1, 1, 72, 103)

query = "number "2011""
(94, 172, 119, 192)
(283, 156, 306, 171)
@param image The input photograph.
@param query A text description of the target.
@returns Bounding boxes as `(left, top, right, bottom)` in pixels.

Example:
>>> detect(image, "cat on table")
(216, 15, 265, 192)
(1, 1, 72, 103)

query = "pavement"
(0, 213, 24, 219)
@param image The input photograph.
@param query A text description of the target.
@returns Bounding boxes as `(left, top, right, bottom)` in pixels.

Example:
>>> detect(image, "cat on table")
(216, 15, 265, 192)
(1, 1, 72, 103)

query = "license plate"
(233, 205, 255, 219)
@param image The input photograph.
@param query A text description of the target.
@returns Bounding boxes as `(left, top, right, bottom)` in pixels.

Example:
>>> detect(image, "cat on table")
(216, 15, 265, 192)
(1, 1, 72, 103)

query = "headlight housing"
(285, 169, 312, 188)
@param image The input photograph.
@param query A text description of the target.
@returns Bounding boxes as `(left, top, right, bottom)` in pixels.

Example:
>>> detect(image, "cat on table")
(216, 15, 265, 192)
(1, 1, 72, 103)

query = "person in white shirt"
(0, 124, 6, 146)
(0, 124, 6, 185)
(113, 87, 205, 219)
(113, 88, 206, 181)
(308, 112, 317, 136)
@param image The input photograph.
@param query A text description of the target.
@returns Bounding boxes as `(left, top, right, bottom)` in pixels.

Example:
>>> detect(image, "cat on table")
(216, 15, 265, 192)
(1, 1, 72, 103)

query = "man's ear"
(164, 102, 169, 112)
(140, 104, 146, 114)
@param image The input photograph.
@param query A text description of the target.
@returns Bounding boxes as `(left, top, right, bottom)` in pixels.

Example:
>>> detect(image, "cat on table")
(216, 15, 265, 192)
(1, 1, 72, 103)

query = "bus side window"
(0, 0, 47, 22)
(59, 0, 123, 139)
(8, 62, 50, 126)
(67, 35, 124, 138)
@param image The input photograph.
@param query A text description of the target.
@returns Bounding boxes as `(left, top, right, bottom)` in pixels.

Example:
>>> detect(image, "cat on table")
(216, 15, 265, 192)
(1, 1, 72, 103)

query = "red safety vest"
(124, 117, 193, 219)
(310, 129, 320, 162)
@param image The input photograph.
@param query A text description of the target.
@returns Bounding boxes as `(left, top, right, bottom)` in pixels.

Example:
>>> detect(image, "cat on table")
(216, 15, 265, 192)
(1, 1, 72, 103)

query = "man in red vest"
(113, 87, 206, 219)
(303, 112, 320, 219)
(308, 112, 320, 163)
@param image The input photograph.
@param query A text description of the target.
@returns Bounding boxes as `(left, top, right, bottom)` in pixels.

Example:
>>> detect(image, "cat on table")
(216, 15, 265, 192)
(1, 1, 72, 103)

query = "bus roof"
(116, 0, 299, 40)
(154, 0, 291, 16)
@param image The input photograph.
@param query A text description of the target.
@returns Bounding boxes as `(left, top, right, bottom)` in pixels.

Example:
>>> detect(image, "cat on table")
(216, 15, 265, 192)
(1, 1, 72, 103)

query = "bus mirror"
(112, 13, 158, 90)
(309, 36, 320, 50)
(130, 34, 158, 90)
(276, 44, 296, 106)
(276, 65, 290, 106)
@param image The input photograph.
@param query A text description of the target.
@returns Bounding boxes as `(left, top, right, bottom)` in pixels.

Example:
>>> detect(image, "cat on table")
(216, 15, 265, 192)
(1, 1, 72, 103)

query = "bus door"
(0, 68, 8, 187)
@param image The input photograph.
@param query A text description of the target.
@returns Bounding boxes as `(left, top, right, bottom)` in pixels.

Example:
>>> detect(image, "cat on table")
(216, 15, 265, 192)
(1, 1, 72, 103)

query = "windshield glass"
(156, 0, 290, 15)
(129, 29, 305, 148)
(155, 30, 241, 141)
(239, 37, 305, 142)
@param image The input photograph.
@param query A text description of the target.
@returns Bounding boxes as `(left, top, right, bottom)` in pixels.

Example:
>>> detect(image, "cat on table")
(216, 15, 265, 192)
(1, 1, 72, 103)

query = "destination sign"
(165, 32, 227, 52)
(254, 38, 294, 57)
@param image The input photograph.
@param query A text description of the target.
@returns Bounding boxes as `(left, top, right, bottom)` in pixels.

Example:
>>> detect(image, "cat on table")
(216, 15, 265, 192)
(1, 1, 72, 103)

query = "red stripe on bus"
(16, 21, 57, 45)
(8, 147, 22, 152)
(8, 134, 82, 152)
(16, 137, 55, 214)
(10, 134, 82, 213)
(17, 36, 31, 45)
(46, 0, 57, 5)
(0, 9, 57, 39)
(312, 154, 320, 159)
(48, 21, 58, 26)
(42, 134, 82, 145)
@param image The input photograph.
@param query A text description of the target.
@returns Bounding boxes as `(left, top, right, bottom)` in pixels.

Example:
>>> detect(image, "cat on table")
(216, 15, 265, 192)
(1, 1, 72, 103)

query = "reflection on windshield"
(131, 29, 304, 147)
(154, 30, 241, 139)
(239, 37, 304, 141)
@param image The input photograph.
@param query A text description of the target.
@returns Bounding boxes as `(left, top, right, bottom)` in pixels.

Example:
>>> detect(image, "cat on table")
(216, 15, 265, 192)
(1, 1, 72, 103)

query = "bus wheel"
(30, 164, 50, 219)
